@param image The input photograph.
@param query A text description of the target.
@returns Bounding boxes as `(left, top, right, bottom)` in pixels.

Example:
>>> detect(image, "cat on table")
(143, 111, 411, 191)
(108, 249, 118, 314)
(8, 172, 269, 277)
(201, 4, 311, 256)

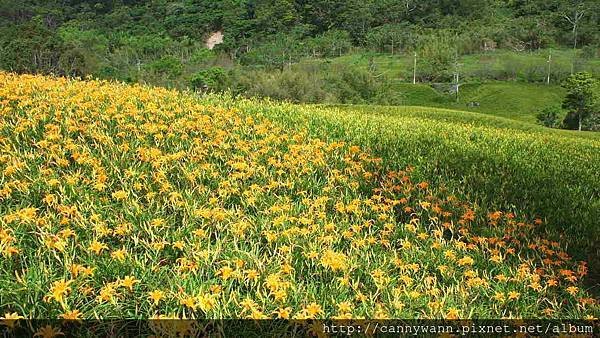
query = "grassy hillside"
(322, 49, 600, 82)
(365, 82, 567, 124)
(219, 97, 600, 286)
(0, 73, 598, 326)
(299, 49, 598, 124)
(227, 51, 598, 132)
(322, 104, 599, 140)
(443, 83, 566, 123)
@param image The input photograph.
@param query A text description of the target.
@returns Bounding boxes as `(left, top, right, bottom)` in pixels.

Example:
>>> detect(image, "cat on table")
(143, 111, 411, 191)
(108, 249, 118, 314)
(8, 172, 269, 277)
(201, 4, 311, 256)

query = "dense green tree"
(536, 105, 562, 128)
(146, 55, 183, 79)
(417, 31, 458, 81)
(370, 0, 417, 25)
(190, 67, 228, 92)
(0, 17, 63, 73)
(561, 72, 598, 131)
(334, 0, 374, 44)
(240, 32, 303, 68)
(295, 0, 344, 34)
(254, 0, 298, 35)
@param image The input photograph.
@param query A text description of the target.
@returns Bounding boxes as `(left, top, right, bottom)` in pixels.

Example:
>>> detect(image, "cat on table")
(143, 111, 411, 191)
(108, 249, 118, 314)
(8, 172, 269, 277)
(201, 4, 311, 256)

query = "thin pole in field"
(546, 51, 551, 85)
(413, 52, 417, 84)
(454, 57, 462, 103)
(456, 72, 459, 102)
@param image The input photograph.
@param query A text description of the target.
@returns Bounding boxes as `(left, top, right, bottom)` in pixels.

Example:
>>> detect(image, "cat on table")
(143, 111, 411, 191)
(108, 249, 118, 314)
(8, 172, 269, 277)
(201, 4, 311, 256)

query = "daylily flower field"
(0, 72, 598, 323)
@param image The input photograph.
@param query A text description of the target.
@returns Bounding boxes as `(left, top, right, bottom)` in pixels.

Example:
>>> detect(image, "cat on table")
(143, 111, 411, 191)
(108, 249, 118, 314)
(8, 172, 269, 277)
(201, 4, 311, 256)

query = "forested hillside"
(1, 0, 599, 76)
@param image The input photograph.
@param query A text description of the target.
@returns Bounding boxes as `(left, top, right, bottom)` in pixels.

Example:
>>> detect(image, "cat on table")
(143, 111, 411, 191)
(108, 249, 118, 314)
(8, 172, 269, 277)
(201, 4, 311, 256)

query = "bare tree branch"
(563, 7, 586, 49)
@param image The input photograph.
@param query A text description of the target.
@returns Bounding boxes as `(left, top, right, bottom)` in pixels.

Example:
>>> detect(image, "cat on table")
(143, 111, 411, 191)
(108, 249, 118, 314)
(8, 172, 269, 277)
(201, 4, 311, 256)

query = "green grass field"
(321, 49, 600, 82)
(442, 82, 565, 123)
(384, 82, 566, 124)
(300, 49, 598, 125)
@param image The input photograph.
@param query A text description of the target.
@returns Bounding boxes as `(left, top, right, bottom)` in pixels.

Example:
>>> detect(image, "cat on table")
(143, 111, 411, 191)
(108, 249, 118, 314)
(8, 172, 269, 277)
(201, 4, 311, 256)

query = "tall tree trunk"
(578, 111, 582, 131)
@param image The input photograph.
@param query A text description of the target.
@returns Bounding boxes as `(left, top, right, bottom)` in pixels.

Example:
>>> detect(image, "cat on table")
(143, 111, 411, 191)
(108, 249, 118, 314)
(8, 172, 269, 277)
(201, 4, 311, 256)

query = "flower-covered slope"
(0, 72, 597, 320)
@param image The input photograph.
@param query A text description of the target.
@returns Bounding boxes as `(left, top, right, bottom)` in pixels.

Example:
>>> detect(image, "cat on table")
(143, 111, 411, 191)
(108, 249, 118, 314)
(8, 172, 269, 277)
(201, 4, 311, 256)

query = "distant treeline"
(1, 0, 599, 74)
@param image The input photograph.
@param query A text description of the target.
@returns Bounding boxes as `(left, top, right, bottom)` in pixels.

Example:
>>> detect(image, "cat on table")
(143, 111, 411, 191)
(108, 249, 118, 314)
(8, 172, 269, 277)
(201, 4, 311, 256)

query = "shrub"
(536, 106, 562, 128)
(146, 55, 182, 79)
(580, 45, 599, 59)
(234, 68, 330, 103)
(230, 63, 400, 105)
(190, 67, 228, 92)
(190, 47, 214, 63)
(417, 32, 458, 82)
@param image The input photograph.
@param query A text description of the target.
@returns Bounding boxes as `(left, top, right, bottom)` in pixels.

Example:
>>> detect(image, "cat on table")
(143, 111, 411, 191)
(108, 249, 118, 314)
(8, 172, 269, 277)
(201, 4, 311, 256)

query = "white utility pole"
(546, 52, 552, 85)
(413, 52, 417, 84)
(454, 72, 460, 102)
(454, 60, 462, 102)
